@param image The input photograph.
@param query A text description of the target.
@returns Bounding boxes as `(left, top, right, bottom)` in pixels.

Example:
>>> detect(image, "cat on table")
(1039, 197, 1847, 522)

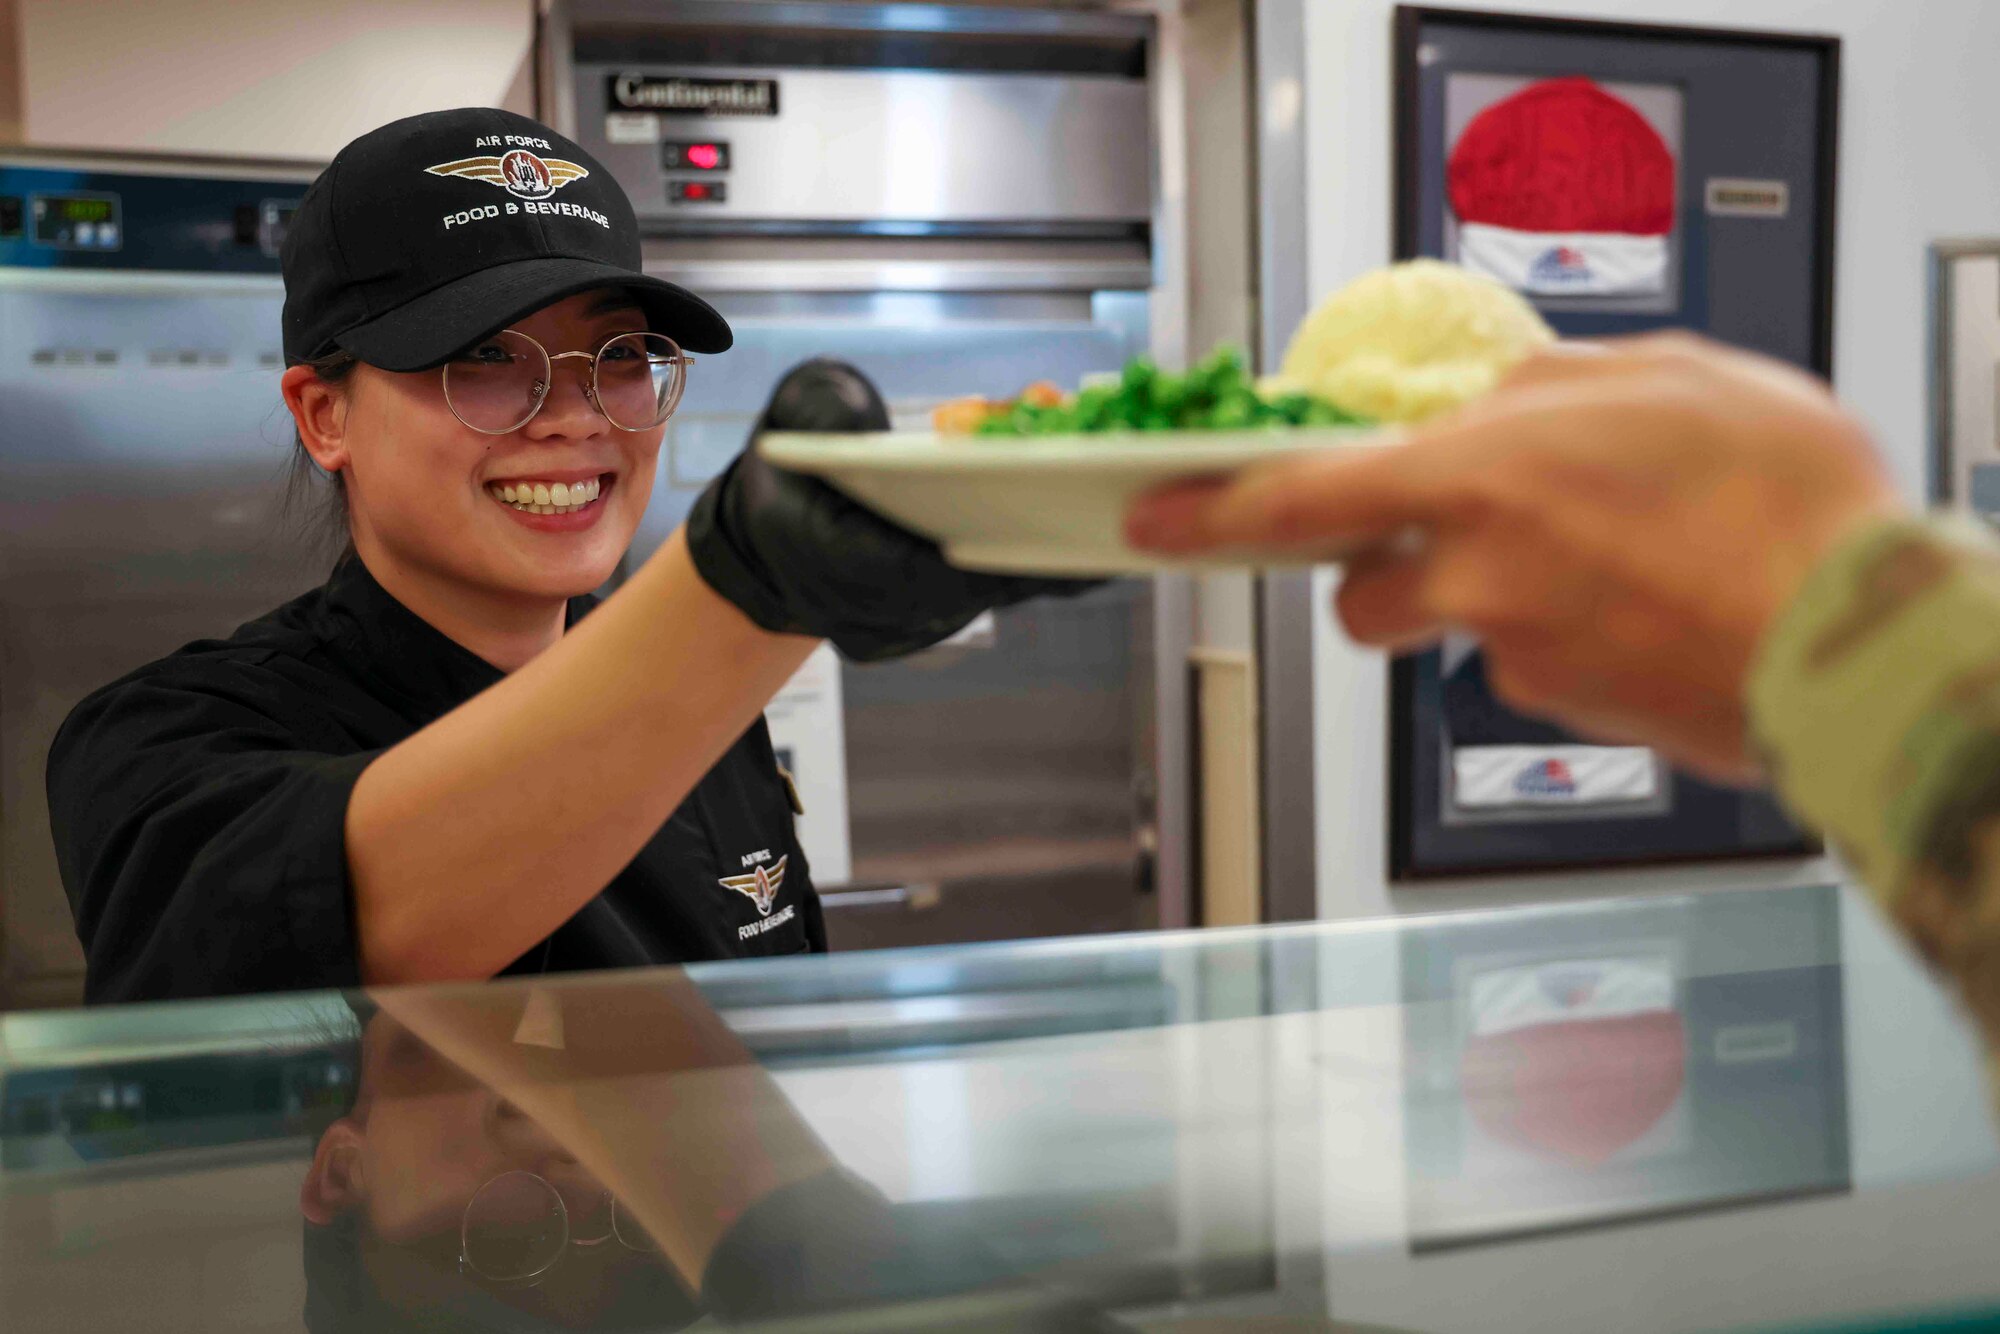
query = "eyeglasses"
(459, 1169, 660, 1286)
(442, 329, 693, 435)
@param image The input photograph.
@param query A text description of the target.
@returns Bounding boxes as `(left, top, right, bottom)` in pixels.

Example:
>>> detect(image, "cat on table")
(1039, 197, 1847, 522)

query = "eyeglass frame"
(439, 327, 696, 437)
(457, 1168, 659, 1287)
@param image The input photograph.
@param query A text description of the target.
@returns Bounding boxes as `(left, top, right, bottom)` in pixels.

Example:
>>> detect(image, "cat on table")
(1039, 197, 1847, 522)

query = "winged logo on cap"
(426, 149, 589, 201)
(719, 856, 788, 917)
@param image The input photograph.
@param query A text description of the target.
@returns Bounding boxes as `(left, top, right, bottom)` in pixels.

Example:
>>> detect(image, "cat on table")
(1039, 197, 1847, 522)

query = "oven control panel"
(0, 164, 308, 272)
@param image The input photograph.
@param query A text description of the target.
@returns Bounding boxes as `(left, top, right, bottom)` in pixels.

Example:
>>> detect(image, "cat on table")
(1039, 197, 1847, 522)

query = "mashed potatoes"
(1274, 259, 1553, 424)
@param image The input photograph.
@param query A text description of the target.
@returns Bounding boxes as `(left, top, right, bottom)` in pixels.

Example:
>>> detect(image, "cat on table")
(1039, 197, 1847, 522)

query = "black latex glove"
(685, 358, 1100, 662)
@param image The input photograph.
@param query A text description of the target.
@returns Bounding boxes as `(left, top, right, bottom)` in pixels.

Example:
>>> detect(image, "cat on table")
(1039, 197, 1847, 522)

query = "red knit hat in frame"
(1448, 77, 1677, 297)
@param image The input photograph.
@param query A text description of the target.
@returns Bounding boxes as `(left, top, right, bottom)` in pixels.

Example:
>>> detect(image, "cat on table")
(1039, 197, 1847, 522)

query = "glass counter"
(4, 881, 1999, 1332)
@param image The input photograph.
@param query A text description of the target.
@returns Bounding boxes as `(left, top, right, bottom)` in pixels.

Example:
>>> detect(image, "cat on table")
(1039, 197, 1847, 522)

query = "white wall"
(0, 0, 21, 145)
(1304, 0, 2000, 922)
(15, 0, 534, 159)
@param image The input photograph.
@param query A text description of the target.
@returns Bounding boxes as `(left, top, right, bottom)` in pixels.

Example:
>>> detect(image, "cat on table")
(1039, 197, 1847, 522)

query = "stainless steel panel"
(573, 62, 1151, 228)
(1251, 0, 1309, 380)
(566, 0, 1155, 43)
(0, 277, 329, 1009)
(1252, 0, 1319, 926)
(0, 277, 317, 597)
(1150, 573, 1195, 931)
(1257, 571, 1318, 923)
(1144, 2, 1198, 932)
(639, 235, 1152, 287)
(644, 254, 1152, 294)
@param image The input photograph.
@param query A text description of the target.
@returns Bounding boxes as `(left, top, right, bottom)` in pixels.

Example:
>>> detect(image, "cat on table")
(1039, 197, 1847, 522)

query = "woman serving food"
(45, 108, 1081, 1003)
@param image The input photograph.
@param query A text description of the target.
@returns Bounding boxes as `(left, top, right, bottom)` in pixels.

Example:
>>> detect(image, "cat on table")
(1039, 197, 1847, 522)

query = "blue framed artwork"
(1389, 6, 1838, 877)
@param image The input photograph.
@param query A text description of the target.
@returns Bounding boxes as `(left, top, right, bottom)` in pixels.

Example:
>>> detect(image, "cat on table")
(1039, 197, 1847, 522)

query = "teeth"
(487, 475, 606, 516)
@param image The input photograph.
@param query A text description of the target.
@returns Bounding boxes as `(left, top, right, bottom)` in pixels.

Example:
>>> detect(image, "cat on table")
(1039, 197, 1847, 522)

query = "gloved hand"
(685, 358, 1100, 662)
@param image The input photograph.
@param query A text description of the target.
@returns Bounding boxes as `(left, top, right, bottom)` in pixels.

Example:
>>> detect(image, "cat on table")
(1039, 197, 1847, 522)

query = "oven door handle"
(815, 884, 941, 911)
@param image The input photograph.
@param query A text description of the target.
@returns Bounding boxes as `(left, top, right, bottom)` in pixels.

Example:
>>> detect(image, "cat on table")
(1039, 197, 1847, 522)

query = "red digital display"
(668, 179, 727, 204)
(662, 140, 730, 172)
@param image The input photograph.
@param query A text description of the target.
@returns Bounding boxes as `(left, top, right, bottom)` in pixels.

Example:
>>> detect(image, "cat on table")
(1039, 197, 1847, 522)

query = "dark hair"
(284, 351, 361, 562)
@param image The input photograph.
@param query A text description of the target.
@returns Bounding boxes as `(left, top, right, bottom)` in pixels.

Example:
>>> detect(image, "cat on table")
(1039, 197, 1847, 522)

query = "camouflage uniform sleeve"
(1748, 515, 2000, 1048)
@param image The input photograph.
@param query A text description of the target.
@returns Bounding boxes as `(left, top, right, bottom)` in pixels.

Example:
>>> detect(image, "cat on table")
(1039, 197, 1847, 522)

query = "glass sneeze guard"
(5, 881, 2000, 1333)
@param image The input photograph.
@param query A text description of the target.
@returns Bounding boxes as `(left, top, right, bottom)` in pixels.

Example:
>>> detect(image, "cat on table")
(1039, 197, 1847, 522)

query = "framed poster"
(1929, 240, 2000, 523)
(1390, 7, 1838, 878)
(1401, 883, 1851, 1251)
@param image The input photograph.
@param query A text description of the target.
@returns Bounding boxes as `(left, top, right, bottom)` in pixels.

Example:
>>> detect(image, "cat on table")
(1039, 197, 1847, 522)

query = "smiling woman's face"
(333, 289, 664, 607)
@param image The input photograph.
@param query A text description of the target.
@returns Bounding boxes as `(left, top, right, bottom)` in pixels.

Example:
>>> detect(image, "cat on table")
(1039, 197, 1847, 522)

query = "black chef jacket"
(46, 555, 824, 1005)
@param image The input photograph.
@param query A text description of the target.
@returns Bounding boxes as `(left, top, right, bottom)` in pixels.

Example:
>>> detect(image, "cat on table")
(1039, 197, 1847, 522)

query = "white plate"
(758, 427, 1389, 575)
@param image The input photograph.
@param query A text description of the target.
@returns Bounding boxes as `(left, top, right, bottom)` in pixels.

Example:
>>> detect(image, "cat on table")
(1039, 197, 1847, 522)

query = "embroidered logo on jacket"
(426, 150, 590, 200)
(720, 854, 788, 916)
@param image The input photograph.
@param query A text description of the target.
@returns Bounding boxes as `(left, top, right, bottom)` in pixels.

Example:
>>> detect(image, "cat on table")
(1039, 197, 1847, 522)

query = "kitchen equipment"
(0, 156, 320, 1009)
(544, 0, 1194, 949)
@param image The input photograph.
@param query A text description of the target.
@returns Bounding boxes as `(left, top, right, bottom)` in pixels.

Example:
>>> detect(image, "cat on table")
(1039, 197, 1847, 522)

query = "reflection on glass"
(297, 1000, 703, 1330)
(1402, 884, 1851, 1251)
(12, 886, 2000, 1333)
(1458, 953, 1687, 1167)
(291, 971, 1198, 1330)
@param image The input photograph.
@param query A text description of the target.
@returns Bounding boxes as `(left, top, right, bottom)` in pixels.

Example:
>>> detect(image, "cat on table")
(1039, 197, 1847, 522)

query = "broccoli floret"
(964, 351, 1372, 435)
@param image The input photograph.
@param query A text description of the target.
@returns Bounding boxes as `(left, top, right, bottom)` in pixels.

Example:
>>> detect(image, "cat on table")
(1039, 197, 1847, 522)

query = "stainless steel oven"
(0, 156, 322, 1008)
(541, 0, 1193, 951)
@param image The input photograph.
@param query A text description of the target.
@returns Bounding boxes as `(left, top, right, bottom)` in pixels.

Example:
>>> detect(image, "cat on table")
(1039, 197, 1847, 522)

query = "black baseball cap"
(281, 107, 730, 371)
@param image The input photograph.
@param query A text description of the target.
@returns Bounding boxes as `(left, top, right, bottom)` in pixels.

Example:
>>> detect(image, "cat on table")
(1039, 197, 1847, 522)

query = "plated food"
(764, 260, 1554, 574)
(1272, 257, 1552, 424)
(935, 345, 1368, 436)
(935, 258, 1552, 437)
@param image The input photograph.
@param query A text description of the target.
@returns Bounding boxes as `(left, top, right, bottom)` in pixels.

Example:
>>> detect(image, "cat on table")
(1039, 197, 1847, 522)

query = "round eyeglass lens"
(592, 332, 687, 431)
(610, 1196, 663, 1254)
(462, 1170, 568, 1283)
(443, 329, 549, 435)
(565, 1190, 615, 1247)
